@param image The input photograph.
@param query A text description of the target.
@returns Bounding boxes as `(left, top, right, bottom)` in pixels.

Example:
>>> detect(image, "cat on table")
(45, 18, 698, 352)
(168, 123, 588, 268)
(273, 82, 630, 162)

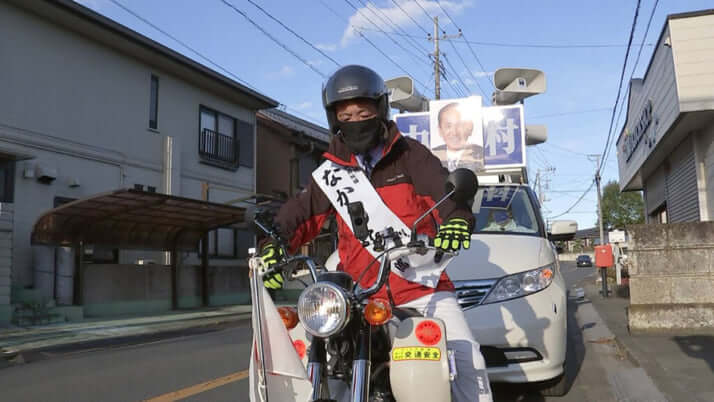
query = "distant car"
(576, 255, 593, 267)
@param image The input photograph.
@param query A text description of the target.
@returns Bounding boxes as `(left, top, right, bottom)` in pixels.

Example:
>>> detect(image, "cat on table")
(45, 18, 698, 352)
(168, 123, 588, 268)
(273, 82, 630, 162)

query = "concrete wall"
(83, 263, 250, 317)
(0, 2, 257, 291)
(670, 13, 714, 112)
(627, 222, 714, 331)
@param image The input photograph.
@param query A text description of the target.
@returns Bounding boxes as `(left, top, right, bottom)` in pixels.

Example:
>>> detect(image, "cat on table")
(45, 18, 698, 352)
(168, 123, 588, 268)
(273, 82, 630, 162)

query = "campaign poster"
(394, 112, 430, 147)
(481, 105, 526, 168)
(428, 96, 484, 173)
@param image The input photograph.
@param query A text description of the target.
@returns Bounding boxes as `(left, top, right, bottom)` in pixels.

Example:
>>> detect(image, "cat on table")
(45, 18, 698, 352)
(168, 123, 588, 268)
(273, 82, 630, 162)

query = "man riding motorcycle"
(260, 65, 493, 402)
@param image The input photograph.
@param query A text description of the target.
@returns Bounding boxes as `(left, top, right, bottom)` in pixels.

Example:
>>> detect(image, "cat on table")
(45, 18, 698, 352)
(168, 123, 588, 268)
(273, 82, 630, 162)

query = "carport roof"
(31, 189, 246, 251)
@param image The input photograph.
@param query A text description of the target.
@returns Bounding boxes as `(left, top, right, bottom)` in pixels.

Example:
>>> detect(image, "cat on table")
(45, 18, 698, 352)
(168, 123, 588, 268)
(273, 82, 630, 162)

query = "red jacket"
(273, 122, 474, 305)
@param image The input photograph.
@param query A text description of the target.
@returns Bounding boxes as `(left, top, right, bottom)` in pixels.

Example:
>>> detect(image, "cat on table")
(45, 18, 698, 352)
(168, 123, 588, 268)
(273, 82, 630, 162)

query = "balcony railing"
(199, 128, 238, 165)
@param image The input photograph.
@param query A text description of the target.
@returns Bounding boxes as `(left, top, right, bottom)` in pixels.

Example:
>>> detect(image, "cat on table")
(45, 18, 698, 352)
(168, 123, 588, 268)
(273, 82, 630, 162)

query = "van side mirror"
(548, 220, 578, 242)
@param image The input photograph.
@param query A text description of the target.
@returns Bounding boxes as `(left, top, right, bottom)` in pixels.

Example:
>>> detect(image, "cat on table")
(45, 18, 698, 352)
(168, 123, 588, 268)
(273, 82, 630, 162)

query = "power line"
(413, 0, 434, 22)
(358, 0, 431, 56)
(441, 52, 472, 97)
(315, 0, 430, 92)
(389, 0, 430, 36)
(602, 0, 660, 170)
(541, 142, 590, 157)
(529, 107, 612, 119)
(107, 0, 258, 90)
(435, 0, 494, 91)
(549, 180, 596, 219)
(596, 0, 642, 174)
(244, 0, 341, 68)
(220, 0, 328, 78)
(445, 38, 490, 101)
(344, 0, 432, 70)
(353, 27, 657, 48)
(283, 106, 325, 126)
(107, 0, 319, 127)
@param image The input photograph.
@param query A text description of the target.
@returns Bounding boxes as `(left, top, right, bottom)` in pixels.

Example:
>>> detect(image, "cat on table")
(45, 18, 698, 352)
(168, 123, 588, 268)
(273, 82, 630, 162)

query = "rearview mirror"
(446, 168, 479, 205)
(548, 220, 577, 242)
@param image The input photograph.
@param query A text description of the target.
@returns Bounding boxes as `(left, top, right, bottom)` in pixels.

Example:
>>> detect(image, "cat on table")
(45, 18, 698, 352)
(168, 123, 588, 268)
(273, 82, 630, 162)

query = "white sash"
(313, 160, 451, 288)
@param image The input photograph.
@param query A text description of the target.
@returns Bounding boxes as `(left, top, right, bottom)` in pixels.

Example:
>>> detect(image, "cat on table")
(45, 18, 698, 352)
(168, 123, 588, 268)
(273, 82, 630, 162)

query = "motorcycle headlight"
(483, 264, 555, 304)
(297, 282, 350, 338)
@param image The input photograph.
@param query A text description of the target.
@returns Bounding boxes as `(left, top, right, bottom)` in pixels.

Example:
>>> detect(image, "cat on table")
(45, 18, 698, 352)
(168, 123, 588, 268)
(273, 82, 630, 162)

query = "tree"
(597, 180, 645, 230)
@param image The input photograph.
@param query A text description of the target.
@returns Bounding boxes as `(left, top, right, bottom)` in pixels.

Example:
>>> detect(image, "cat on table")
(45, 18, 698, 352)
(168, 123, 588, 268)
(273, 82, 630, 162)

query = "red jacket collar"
(323, 121, 403, 167)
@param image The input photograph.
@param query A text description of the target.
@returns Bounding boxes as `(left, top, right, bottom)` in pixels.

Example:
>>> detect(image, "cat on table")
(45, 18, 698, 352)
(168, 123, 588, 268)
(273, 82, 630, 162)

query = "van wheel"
(538, 370, 567, 396)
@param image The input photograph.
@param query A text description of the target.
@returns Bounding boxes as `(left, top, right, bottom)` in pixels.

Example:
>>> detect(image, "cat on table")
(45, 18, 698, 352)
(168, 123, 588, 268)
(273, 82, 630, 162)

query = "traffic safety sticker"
(392, 347, 441, 361)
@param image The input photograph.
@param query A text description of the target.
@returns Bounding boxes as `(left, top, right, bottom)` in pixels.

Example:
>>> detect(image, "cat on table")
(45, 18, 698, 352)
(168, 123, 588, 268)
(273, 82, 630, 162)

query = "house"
(614, 9, 714, 330)
(256, 108, 334, 267)
(616, 9, 714, 223)
(0, 0, 280, 324)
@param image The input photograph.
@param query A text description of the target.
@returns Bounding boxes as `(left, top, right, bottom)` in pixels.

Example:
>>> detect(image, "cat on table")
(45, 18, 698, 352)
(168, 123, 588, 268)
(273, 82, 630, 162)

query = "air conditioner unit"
(35, 165, 58, 184)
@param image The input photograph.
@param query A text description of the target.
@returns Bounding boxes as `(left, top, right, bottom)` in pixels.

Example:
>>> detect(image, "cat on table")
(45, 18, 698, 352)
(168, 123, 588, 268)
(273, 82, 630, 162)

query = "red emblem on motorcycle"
(415, 320, 442, 346)
(293, 339, 307, 359)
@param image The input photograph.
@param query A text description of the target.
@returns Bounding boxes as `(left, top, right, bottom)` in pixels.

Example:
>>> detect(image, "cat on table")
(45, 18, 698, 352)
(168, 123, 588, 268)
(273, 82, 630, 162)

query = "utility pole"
(429, 17, 461, 100)
(433, 16, 440, 100)
(535, 167, 555, 205)
(588, 154, 609, 298)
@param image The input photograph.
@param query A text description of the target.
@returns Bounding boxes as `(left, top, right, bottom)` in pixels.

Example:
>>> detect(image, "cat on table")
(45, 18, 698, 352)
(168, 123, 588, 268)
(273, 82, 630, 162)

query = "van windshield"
(473, 186, 540, 235)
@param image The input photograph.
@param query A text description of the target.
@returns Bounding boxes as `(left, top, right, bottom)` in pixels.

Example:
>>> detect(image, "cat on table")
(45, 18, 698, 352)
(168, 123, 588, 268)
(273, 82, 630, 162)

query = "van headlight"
(297, 282, 350, 338)
(482, 264, 555, 304)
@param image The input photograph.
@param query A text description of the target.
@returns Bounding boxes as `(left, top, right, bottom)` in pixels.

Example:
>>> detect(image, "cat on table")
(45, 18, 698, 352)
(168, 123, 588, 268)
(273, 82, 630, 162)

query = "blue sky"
(77, 0, 713, 230)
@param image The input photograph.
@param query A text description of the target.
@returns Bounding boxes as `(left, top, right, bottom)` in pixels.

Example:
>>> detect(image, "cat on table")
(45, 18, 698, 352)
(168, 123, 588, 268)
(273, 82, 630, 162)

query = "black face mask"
(336, 117, 382, 155)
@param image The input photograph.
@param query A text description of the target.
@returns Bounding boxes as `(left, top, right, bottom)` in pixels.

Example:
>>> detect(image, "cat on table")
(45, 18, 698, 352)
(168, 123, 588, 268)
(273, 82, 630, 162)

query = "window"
(149, 75, 159, 130)
(204, 227, 254, 259)
(0, 160, 15, 203)
(199, 106, 254, 168)
(473, 186, 540, 236)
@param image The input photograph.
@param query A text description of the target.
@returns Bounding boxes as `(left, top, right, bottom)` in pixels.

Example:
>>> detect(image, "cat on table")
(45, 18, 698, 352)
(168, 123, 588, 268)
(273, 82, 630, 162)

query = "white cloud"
(463, 70, 494, 79)
(293, 101, 313, 110)
(307, 59, 323, 67)
(316, 43, 338, 52)
(268, 65, 295, 78)
(341, 1, 472, 47)
(472, 70, 494, 78)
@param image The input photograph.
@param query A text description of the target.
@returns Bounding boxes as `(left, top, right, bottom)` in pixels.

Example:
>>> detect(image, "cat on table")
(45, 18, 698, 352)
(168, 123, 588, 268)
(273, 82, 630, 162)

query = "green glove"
(260, 241, 285, 290)
(434, 217, 472, 252)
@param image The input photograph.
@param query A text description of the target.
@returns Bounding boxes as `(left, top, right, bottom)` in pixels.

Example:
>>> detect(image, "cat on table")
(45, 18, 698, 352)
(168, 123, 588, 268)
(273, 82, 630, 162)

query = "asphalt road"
(0, 262, 616, 402)
(0, 322, 251, 401)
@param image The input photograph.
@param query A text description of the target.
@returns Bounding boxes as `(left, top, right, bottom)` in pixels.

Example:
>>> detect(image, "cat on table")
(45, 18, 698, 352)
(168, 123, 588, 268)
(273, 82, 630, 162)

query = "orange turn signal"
(542, 267, 554, 280)
(364, 298, 392, 326)
(278, 306, 299, 330)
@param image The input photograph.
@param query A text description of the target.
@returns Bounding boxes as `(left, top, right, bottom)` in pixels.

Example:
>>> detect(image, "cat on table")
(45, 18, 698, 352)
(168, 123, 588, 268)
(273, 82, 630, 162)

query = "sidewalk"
(583, 279, 714, 402)
(0, 305, 252, 364)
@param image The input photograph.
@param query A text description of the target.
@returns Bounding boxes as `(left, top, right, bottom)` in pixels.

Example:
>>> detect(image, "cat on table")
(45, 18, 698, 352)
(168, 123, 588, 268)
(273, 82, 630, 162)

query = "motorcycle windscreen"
(249, 285, 310, 402)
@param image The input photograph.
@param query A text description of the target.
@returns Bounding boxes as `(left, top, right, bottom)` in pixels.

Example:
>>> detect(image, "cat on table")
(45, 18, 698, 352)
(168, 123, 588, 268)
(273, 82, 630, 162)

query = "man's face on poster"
(438, 105, 474, 150)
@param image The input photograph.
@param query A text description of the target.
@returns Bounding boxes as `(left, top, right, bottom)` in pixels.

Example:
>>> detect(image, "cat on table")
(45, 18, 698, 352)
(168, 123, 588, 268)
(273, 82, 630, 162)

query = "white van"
(447, 182, 575, 395)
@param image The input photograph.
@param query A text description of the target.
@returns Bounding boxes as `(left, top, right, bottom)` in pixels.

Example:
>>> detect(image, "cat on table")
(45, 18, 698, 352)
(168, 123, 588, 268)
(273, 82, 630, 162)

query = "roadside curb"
(580, 279, 642, 367)
(0, 312, 251, 365)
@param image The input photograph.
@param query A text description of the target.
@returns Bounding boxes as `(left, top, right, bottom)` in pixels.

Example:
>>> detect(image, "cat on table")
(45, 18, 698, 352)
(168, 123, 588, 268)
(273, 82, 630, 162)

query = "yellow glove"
(260, 241, 285, 289)
(434, 218, 472, 252)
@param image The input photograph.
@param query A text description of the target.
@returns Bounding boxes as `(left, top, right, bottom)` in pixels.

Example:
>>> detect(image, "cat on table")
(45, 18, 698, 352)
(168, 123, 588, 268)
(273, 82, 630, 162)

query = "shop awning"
(31, 189, 247, 251)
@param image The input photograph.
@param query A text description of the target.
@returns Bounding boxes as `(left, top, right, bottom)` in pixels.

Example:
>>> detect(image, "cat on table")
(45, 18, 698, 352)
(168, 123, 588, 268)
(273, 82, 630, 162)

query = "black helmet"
(322, 65, 390, 135)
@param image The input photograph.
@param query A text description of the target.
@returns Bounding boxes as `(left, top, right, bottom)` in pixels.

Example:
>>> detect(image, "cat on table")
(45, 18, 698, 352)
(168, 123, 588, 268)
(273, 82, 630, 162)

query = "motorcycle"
(249, 168, 478, 402)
